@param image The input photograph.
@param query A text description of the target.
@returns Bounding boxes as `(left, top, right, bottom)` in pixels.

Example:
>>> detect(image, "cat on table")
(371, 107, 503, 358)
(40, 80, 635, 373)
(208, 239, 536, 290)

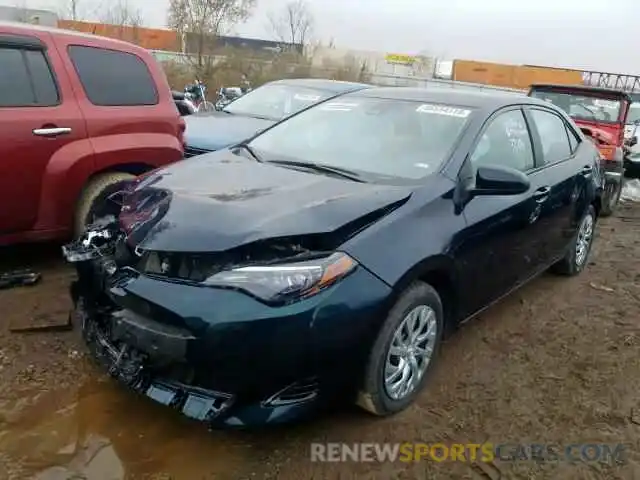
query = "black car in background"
(64, 87, 604, 428)
(182, 78, 370, 156)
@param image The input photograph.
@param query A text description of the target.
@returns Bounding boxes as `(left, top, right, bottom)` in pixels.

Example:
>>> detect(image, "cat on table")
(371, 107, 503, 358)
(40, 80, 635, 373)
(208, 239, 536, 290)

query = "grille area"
(183, 145, 212, 158)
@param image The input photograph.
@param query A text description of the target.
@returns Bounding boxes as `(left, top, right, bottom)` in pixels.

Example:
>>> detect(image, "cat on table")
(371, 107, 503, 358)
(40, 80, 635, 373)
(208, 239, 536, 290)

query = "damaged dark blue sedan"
(63, 87, 604, 428)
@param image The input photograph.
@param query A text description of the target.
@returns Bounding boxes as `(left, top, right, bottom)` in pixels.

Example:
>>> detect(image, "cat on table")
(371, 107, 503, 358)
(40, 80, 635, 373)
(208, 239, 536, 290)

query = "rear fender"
(33, 138, 96, 233)
(89, 133, 183, 171)
(34, 134, 183, 234)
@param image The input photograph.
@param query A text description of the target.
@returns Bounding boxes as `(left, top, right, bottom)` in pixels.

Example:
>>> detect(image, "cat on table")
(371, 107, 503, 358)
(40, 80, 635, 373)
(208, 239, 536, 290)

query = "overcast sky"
(6, 0, 640, 74)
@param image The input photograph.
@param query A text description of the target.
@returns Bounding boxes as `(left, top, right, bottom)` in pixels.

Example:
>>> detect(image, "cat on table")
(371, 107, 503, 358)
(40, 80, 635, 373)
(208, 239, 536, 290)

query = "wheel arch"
(389, 255, 460, 337)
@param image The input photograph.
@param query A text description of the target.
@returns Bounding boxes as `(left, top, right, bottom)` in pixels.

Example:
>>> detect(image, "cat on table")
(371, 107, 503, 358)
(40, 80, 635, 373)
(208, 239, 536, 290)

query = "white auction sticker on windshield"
(320, 102, 360, 111)
(294, 94, 322, 102)
(416, 104, 471, 118)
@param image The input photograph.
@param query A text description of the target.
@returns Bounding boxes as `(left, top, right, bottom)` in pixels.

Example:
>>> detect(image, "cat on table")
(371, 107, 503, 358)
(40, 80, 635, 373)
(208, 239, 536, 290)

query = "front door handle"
(33, 127, 72, 137)
(533, 186, 551, 203)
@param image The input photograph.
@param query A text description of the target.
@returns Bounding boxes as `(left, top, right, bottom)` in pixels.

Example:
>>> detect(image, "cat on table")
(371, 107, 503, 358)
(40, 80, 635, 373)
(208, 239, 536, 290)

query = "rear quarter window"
(67, 45, 158, 106)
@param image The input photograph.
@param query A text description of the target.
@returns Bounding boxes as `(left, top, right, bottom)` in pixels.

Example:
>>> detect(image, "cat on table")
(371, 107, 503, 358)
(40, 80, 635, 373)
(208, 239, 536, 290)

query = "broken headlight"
(202, 252, 357, 302)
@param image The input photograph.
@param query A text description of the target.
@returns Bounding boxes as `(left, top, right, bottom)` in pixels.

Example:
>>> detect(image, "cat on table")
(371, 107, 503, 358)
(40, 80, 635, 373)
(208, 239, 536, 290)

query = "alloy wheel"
(575, 212, 594, 267)
(384, 305, 438, 400)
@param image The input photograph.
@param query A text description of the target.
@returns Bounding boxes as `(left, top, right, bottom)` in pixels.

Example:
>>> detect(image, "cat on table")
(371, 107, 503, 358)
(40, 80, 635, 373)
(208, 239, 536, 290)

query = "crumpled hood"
(121, 150, 413, 253)
(183, 111, 274, 151)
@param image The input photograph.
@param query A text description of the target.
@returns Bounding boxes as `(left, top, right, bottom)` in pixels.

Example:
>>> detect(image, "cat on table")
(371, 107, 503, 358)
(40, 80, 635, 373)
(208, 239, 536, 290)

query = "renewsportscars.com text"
(310, 442, 627, 464)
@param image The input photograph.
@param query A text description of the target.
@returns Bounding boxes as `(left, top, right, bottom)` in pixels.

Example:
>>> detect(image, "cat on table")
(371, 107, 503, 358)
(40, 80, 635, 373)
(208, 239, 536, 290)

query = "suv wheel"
(74, 172, 135, 237)
(357, 281, 443, 416)
(550, 204, 596, 276)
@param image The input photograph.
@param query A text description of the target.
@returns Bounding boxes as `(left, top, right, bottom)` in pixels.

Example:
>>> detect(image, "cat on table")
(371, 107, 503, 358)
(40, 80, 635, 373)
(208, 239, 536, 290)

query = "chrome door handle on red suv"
(32, 127, 72, 137)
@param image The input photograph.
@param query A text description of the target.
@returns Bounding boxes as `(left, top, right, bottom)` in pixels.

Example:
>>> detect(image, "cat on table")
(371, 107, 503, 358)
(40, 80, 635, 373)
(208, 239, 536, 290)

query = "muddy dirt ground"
(1, 203, 639, 480)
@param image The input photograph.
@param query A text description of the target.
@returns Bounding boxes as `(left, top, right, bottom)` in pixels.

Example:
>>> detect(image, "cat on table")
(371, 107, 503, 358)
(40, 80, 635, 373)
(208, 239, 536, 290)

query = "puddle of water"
(0, 379, 257, 479)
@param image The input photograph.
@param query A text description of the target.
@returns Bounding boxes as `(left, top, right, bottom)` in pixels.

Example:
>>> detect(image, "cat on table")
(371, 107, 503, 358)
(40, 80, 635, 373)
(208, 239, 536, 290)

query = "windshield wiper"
(234, 143, 263, 162)
(266, 159, 365, 182)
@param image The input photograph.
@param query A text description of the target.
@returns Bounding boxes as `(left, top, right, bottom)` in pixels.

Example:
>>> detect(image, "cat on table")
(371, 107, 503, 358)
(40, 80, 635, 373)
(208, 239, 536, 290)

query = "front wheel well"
(417, 269, 458, 336)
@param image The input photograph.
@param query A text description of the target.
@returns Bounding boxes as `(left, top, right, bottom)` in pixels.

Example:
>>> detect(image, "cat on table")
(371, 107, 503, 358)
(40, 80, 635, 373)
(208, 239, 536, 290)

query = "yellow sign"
(385, 53, 416, 65)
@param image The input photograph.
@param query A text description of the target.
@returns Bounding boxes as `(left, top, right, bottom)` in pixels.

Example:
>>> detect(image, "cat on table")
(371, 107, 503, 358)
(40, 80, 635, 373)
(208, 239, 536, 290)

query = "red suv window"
(67, 45, 158, 106)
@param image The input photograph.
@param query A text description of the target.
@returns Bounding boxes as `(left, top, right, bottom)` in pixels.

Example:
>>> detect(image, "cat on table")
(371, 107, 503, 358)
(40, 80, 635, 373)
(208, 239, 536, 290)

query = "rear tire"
(600, 180, 622, 217)
(74, 172, 135, 237)
(551, 204, 596, 276)
(356, 281, 443, 416)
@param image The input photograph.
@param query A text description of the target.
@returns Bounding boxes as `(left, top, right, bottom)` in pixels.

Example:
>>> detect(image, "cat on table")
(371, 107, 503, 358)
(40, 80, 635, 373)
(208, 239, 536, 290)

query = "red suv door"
(0, 29, 89, 235)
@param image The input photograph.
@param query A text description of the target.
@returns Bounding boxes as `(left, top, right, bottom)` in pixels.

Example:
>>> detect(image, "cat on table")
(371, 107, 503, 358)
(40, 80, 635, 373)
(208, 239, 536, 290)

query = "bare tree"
(99, 0, 143, 27)
(98, 0, 144, 42)
(168, 0, 256, 79)
(57, 0, 83, 21)
(267, 0, 313, 48)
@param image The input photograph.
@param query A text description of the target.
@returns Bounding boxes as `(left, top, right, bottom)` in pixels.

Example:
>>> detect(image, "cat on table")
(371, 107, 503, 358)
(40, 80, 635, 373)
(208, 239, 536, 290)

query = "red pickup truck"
(0, 21, 184, 246)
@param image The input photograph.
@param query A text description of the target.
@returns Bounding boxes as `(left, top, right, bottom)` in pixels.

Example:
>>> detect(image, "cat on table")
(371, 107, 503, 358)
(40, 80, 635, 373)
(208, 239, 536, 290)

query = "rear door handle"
(533, 186, 551, 203)
(33, 127, 72, 137)
(581, 165, 593, 176)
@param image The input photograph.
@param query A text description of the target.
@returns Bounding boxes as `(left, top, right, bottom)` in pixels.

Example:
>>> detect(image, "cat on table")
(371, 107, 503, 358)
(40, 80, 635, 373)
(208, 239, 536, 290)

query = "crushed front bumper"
(63, 227, 391, 428)
(74, 294, 235, 423)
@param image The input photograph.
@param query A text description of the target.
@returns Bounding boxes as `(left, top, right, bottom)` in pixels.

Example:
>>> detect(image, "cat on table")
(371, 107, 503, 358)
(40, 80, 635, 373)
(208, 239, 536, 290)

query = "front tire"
(74, 172, 135, 237)
(357, 281, 443, 416)
(550, 204, 596, 276)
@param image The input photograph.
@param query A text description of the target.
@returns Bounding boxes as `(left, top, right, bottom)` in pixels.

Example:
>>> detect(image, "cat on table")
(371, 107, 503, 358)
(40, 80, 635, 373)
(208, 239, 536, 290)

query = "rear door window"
(68, 45, 158, 106)
(529, 109, 572, 165)
(0, 47, 59, 107)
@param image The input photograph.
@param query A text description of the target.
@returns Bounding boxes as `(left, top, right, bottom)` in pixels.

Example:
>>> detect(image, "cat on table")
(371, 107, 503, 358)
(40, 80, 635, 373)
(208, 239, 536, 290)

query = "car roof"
(529, 83, 632, 101)
(268, 78, 370, 93)
(0, 20, 147, 52)
(343, 86, 540, 111)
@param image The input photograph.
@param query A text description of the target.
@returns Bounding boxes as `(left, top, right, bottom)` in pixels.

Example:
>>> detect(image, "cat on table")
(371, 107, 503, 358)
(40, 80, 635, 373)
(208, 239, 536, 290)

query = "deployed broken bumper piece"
(0, 269, 41, 290)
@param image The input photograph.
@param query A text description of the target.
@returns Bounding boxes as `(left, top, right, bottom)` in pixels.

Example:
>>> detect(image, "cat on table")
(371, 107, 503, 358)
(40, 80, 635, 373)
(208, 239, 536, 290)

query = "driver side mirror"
(629, 136, 638, 147)
(471, 164, 531, 196)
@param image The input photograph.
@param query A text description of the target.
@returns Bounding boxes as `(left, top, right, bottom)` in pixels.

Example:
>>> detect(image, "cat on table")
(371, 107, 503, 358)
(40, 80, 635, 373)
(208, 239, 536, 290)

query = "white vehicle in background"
(624, 95, 640, 177)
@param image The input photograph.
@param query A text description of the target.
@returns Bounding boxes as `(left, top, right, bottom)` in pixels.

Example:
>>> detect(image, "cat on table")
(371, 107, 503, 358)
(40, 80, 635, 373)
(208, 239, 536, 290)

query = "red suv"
(0, 22, 184, 246)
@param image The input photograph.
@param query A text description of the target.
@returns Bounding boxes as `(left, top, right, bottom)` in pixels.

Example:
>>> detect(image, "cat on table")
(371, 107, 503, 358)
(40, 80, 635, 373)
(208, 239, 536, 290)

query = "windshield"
(248, 96, 473, 182)
(223, 84, 332, 120)
(530, 90, 622, 123)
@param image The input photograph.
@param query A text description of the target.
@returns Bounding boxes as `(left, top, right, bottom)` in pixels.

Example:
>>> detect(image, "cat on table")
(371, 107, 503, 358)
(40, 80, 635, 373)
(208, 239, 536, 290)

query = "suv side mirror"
(472, 164, 530, 196)
(630, 136, 638, 147)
